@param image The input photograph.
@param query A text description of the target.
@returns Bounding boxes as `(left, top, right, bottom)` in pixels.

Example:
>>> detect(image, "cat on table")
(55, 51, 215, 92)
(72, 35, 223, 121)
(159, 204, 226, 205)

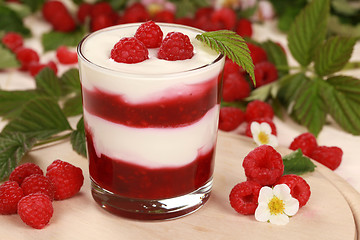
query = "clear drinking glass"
(77, 23, 225, 220)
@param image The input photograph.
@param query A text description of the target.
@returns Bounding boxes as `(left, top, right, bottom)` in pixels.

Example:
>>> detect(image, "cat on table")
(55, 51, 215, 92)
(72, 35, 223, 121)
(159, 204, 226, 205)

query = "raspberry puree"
(83, 75, 220, 199)
(82, 76, 220, 128)
(87, 126, 215, 199)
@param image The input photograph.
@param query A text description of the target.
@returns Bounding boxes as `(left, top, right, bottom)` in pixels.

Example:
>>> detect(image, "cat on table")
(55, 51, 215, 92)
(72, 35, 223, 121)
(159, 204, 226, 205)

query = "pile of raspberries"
(229, 145, 311, 215)
(219, 100, 343, 171)
(0, 160, 84, 229)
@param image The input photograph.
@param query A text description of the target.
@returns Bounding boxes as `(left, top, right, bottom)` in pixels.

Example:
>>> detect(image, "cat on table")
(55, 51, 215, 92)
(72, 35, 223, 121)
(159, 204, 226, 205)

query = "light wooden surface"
(0, 131, 358, 240)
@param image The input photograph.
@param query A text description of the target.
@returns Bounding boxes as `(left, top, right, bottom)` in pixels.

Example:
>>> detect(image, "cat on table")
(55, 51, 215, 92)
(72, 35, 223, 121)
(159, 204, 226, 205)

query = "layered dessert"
(78, 23, 224, 203)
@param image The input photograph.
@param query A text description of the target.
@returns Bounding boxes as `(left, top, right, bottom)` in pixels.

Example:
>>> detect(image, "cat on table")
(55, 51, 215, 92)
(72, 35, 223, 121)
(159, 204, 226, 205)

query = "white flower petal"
(284, 198, 299, 216)
(250, 122, 260, 135)
(255, 203, 271, 222)
(269, 213, 289, 225)
(273, 184, 292, 201)
(258, 186, 273, 203)
(259, 122, 272, 134)
(268, 134, 278, 147)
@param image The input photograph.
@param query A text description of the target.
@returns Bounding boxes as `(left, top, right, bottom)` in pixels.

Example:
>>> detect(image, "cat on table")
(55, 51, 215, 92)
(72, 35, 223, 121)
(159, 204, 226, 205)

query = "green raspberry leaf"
(277, 73, 309, 108)
(195, 30, 255, 84)
(20, 0, 46, 12)
(261, 40, 289, 77)
(42, 27, 86, 51)
(60, 68, 81, 96)
(314, 36, 357, 77)
(287, 0, 329, 66)
(2, 97, 72, 140)
(63, 95, 83, 117)
(292, 78, 327, 137)
(172, 0, 210, 18)
(283, 149, 316, 175)
(35, 67, 62, 100)
(0, 44, 20, 69)
(0, 132, 36, 181)
(0, 4, 31, 36)
(320, 76, 360, 135)
(70, 117, 87, 157)
(0, 90, 42, 119)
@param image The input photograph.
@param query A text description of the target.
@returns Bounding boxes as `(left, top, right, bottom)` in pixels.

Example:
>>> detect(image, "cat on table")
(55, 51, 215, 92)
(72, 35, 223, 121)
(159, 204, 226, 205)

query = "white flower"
(250, 121, 278, 147)
(255, 184, 299, 225)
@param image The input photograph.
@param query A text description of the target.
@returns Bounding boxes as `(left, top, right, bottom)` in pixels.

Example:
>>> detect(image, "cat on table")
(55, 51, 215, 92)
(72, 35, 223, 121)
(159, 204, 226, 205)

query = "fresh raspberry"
(254, 61, 278, 87)
(223, 58, 242, 78)
(247, 42, 267, 65)
(242, 145, 284, 186)
(76, 2, 92, 24)
(42, 1, 76, 32)
(46, 160, 84, 200)
(276, 174, 311, 208)
(158, 32, 194, 61)
(289, 132, 318, 157)
(219, 107, 245, 131)
(90, 2, 113, 18)
(153, 10, 175, 23)
(2, 32, 23, 52)
(90, 14, 115, 32)
(310, 146, 343, 170)
(9, 163, 44, 185)
(15, 48, 40, 71)
(110, 37, 149, 64)
(245, 117, 277, 137)
(229, 181, 262, 215)
(222, 72, 251, 102)
(17, 193, 53, 229)
(245, 100, 274, 122)
(51, 11, 77, 32)
(21, 174, 55, 200)
(211, 8, 237, 30)
(29, 61, 58, 77)
(194, 7, 215, 31)
(214, 8, 236, 30)
(195, 7, 214, 20)
(0, 181, 24, 214)
(122, 3, 150, 23)
(175, 17, 194, 27)
(56, 46, 78, 65)
(42, 0, 67, 22)
(135, 21, 163, 48)
(236, 18, 253, 38)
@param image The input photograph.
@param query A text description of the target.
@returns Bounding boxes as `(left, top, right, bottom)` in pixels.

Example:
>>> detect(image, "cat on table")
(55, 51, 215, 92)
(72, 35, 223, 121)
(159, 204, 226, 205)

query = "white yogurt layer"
(84, 105, 220, 168)
(80, 23, 220, 74)
(78, 23, 224, 103)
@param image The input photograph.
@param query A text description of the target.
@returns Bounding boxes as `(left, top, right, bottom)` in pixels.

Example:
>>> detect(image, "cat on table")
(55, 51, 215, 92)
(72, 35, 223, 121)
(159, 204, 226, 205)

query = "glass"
(77, 23, 225, 220)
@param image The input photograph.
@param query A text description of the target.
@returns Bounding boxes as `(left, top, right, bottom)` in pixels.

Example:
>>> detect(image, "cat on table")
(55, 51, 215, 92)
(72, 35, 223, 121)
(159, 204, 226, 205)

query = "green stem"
(342, 61, 360, 71)
(34, 133, 71, 147)
(276, 65, 304, 71)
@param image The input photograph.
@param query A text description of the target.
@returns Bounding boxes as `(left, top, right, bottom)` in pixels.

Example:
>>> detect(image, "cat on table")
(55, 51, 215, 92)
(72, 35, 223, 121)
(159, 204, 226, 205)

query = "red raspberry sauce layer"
(86, 127, 215, 199)
(82, 76, 221, 128)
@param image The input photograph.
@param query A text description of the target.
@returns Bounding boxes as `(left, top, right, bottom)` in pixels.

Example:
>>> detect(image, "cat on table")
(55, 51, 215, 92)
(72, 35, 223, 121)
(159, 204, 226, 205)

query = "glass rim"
(77, 22, 224, 78)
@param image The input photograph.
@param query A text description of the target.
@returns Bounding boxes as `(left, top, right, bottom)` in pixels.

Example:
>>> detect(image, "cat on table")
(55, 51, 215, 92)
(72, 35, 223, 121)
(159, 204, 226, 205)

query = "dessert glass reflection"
(77, 23, 225, 220)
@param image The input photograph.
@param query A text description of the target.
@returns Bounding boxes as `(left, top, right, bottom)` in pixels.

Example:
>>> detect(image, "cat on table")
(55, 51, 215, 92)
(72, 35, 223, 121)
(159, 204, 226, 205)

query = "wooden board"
(1, 131, 358, 240)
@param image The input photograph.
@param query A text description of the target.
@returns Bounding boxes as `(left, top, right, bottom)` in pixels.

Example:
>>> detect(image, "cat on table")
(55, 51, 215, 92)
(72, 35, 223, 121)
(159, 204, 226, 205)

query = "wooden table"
(1, 131, 358, 240)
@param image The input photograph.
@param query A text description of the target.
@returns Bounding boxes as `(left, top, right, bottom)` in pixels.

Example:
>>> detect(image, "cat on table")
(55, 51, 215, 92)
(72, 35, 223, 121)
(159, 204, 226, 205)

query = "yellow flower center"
(258, 131, 269, 144)
(268, 196, 285, 215)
